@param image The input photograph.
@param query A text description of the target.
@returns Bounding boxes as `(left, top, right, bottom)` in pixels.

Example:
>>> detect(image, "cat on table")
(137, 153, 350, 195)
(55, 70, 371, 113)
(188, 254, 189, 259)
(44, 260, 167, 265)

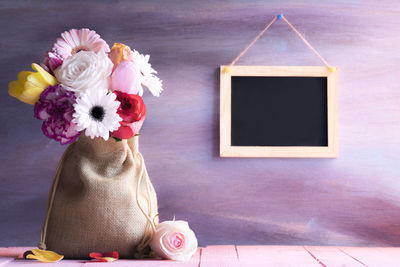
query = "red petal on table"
(89, 251, 119, 262)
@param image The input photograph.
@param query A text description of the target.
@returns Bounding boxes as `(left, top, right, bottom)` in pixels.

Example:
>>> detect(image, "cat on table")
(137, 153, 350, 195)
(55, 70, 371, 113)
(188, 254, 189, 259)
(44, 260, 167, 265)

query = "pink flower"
(111, 60, 142, 94)
(52, 28, 110, 60)
(149, 220, 198, 262)
(168, 232, 184, 249)
(41, 28, 110, 75)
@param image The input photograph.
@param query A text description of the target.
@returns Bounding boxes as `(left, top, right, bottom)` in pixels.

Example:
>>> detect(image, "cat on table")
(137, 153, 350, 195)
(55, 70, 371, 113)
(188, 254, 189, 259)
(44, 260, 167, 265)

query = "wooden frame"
(220, 65, 338, 158)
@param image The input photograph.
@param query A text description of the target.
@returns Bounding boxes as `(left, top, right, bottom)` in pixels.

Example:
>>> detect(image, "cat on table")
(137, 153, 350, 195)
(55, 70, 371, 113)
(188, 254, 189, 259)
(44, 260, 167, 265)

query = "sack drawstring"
(134, 150, 156, 253)
(128, 136, 156, 254)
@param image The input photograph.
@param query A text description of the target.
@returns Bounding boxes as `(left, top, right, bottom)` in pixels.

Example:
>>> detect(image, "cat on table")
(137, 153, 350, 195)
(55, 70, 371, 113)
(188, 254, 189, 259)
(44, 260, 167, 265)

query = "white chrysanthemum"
(72, 88, 121, 141)
(131, 49, 163, 97)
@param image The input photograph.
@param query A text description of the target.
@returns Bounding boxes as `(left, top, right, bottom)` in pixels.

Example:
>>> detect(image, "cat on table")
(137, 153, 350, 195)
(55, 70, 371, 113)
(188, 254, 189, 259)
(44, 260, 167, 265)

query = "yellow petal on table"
(101, 257, 118, 262)
(26, 248, 64, 263)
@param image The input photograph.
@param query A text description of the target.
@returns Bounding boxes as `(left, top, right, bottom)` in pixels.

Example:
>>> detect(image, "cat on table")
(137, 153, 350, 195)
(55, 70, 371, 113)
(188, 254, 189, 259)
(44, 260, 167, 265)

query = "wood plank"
(0, 258, 16, 267)
(305, 246, 365, 267)
(236, 246, 321, 267)
(0, 247, 33, 266)
(1, 247, 201, 266)
(7, 259, 84, 266)
(338, 246, 400, 267)
(81, 248, 201, 267)
(0, 247, 34, 258)
(3, 246, 400, 266)
(200, 245, 239, 267)
(4, 248, 201, 267)
(0, 247, 84, 266)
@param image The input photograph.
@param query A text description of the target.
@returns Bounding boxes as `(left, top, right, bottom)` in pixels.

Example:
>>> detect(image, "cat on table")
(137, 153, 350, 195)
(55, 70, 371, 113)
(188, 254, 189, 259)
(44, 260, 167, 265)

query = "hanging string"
(225, 14, 335, 72)
(280, 15, 330, 68)
(225, 16, 277, 72)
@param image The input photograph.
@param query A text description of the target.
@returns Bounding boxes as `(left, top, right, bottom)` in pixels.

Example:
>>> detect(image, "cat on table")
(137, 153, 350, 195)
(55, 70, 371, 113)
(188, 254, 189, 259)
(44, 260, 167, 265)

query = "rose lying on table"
(150, 220, 198, 262)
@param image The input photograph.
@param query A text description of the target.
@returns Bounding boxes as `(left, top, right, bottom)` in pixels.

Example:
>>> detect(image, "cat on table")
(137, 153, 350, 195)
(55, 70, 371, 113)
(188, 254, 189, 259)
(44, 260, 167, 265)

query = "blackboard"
(231, 76, 328, 146)
(219, 66, 338, 158)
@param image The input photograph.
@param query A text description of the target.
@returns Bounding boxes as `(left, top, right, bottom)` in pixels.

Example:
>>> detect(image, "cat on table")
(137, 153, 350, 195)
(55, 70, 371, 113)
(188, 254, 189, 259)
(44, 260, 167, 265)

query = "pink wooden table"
(1, 246, 400, 266)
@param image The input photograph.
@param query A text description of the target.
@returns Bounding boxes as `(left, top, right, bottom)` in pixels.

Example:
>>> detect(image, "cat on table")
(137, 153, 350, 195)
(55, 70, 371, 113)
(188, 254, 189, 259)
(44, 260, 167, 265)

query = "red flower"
(112, 91, 146, 139)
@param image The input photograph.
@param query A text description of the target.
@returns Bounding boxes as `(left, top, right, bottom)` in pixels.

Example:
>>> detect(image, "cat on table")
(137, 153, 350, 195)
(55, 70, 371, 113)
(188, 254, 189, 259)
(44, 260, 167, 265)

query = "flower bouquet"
(9, 29, 197, 261)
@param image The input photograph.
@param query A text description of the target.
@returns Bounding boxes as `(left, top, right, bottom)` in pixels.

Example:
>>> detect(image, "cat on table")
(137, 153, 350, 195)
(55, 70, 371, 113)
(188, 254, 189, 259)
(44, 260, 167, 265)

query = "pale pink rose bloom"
(150, 220, 198, 262)
(111, 60, 142, 95)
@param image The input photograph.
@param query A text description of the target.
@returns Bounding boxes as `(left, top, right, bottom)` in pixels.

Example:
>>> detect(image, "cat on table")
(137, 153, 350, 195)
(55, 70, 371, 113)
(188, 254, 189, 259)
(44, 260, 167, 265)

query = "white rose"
(150, 220, 198, 262)
(54, 50, 113, 95)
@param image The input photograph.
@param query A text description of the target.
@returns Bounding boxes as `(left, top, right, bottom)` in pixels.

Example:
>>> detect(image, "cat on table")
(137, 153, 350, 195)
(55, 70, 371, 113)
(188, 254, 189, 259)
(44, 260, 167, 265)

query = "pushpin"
(329, 66, 337, 72)
(277, 14, 283, 20)
(224, 66, 230, 73)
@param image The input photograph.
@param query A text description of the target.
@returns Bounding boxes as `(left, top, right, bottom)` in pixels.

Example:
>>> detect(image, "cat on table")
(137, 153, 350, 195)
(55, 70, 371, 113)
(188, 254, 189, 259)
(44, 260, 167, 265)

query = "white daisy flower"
(72, 88, 122, 141)
(131, 49, 163, 97)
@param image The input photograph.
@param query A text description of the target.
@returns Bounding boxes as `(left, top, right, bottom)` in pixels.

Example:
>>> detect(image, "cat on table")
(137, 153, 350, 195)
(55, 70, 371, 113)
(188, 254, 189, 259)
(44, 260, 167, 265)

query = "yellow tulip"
(8, 63, 57, 105)
(109, 43, 132, 66)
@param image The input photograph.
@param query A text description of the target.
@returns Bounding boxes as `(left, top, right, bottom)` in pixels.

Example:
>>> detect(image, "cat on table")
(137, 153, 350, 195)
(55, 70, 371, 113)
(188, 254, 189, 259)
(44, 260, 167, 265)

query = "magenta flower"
(34, 85, 80, 144)
(41, 51, 63, 75)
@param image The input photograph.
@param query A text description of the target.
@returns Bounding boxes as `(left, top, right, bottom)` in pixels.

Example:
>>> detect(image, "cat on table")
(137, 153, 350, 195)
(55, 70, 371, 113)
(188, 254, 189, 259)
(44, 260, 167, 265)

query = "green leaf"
(153, 214, 159, 227)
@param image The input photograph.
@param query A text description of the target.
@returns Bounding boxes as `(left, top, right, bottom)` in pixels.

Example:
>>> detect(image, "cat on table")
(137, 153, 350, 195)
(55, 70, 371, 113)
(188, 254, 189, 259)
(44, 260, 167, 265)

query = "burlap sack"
(38, 135, 158, 259)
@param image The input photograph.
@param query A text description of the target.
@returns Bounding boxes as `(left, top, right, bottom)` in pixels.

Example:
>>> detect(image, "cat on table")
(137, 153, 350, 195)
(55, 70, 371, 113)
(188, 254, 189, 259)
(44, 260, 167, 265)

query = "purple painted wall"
(1, 0, 400, 247)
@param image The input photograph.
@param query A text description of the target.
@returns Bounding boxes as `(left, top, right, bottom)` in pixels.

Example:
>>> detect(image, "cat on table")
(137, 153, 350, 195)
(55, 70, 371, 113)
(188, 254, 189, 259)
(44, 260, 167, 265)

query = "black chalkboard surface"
(231, 76, 328, 147)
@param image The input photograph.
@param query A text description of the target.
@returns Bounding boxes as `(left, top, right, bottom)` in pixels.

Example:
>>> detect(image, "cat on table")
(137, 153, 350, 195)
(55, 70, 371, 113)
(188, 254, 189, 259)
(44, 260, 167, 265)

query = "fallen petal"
(26, 248, 63, 263)
(89, 251, 119, 262)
